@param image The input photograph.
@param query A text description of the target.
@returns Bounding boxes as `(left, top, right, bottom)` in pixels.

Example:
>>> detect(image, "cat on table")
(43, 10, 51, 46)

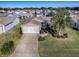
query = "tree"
(47, 11, 55, 16)
(41, 7, 46, 16)
(34, 10, 37, 17)
(49, 8, 70, 37)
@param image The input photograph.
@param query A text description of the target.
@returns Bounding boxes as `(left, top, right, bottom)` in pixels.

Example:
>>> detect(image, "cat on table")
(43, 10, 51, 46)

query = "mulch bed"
(4, 47, 16, 57)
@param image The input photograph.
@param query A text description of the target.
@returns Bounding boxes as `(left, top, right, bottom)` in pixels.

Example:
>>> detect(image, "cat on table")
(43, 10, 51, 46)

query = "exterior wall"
(5, 17, 19, 32)
(5, 21, 14, 31)
(0, 26, 3, 34)
(2, 25, 6, 33)
(13, 17, 20, 26)
(70, 14, 77, 22)
(22, 26, 41, 33)
(0, 25, 6, 34)
(37, 15, 43, 17)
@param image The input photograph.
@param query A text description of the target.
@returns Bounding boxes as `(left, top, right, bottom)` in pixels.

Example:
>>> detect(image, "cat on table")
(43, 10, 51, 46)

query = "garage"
(22, 20, 41, 33)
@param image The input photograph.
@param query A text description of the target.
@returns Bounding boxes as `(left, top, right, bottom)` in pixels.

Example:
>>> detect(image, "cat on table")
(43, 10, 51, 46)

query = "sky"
(0, 1, 79, 8)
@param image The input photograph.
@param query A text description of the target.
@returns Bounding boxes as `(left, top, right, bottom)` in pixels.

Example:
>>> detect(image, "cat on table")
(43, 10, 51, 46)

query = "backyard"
(38, 26, 79, 57)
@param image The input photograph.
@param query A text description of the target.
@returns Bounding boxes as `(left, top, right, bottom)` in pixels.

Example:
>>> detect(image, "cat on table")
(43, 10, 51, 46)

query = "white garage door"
(0, 26, 3, 34)
(22, 26, 40, 33)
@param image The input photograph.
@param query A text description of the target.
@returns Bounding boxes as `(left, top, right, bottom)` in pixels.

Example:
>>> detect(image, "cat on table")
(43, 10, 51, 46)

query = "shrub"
(19, 27, 22, 34)
(1, 41, 14, 55)
(38, 36, 45, 41)
(63, 33, 68, 38)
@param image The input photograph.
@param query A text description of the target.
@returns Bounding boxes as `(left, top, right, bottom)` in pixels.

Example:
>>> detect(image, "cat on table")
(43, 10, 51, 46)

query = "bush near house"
(19, 16, 26, 24)
(1, 41, 14, 55)
(38, 36, 46, 41)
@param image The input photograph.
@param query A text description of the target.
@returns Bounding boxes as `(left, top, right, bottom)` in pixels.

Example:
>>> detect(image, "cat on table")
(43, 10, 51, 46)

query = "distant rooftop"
(0, 16, 16, 25)
(33, 16, 52, 23)
(0, 12, 9, 17)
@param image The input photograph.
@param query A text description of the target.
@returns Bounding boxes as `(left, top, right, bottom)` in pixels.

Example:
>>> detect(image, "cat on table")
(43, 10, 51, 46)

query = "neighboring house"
(22, 20, 41, 33)
(42, 10, 49, 16)
(7, 10, 13, 14)
(0, 16, 19, 34)
(0, 10, 6, 13)
(14, 10, 33, 17)
(0, 12, 9, 17)
(36, 13, 43, 17)
(36, 10, 43, 17)
(41, 20, 48, 29)
(69, 10, 79, 29)
(70, 18, 79, 29)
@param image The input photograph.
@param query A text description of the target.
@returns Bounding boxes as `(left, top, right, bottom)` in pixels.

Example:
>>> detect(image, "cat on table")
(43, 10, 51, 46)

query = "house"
(0, 12, 9, 17)
(69, 10, 79, 29)
(33, 16, 52, 29)
(22, 20, 41, 33)
(0, 10, 6, 13)
(33, 16, 52, 23)
(14, 10, 33, 17)
(0, 16, 19, 34)
(21, 16, 52, 34)
(36, 10, 43, 17)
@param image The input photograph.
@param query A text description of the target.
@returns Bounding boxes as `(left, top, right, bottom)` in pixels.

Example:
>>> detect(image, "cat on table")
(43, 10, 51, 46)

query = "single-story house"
(21, 16, 52, 34)
(0, 10, 6, 13)
(0, 16, 19, 34)
(22, 20, 41, 33)
(0, 12, 9, 17)
(70, 19, 79, 30)
(35, 10, 43, 17)
(14, 10, 33, 17)
(33, 16, 52, 23)
(33, 16, 52, 29)
(69, 10, 79, 29)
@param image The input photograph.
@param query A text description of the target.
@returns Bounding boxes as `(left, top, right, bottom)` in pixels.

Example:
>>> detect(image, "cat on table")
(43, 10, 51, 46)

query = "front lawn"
(38, 27, 79, 57)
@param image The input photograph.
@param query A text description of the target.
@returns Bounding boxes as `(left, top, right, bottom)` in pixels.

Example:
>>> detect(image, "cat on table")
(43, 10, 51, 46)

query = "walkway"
(11, 33, 39, 57)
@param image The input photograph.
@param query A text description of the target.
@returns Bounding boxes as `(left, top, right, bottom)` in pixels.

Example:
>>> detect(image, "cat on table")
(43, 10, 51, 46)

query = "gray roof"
(0, 16, 16, 25)
(13, 11, 31, 17)
(23, 20, 41, 27)
(33, 16, 52, 23)
(22, 17, 41, 27)
(0, 12, 9, 17)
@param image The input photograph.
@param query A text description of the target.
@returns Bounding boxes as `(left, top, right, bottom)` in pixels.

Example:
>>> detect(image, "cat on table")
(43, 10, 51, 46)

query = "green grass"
(0, 24, 22, 56)
(38, 27, 79, 57)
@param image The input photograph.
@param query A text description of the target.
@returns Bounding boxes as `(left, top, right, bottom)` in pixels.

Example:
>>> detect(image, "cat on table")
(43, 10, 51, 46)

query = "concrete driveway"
(11, 33, 39, 57)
